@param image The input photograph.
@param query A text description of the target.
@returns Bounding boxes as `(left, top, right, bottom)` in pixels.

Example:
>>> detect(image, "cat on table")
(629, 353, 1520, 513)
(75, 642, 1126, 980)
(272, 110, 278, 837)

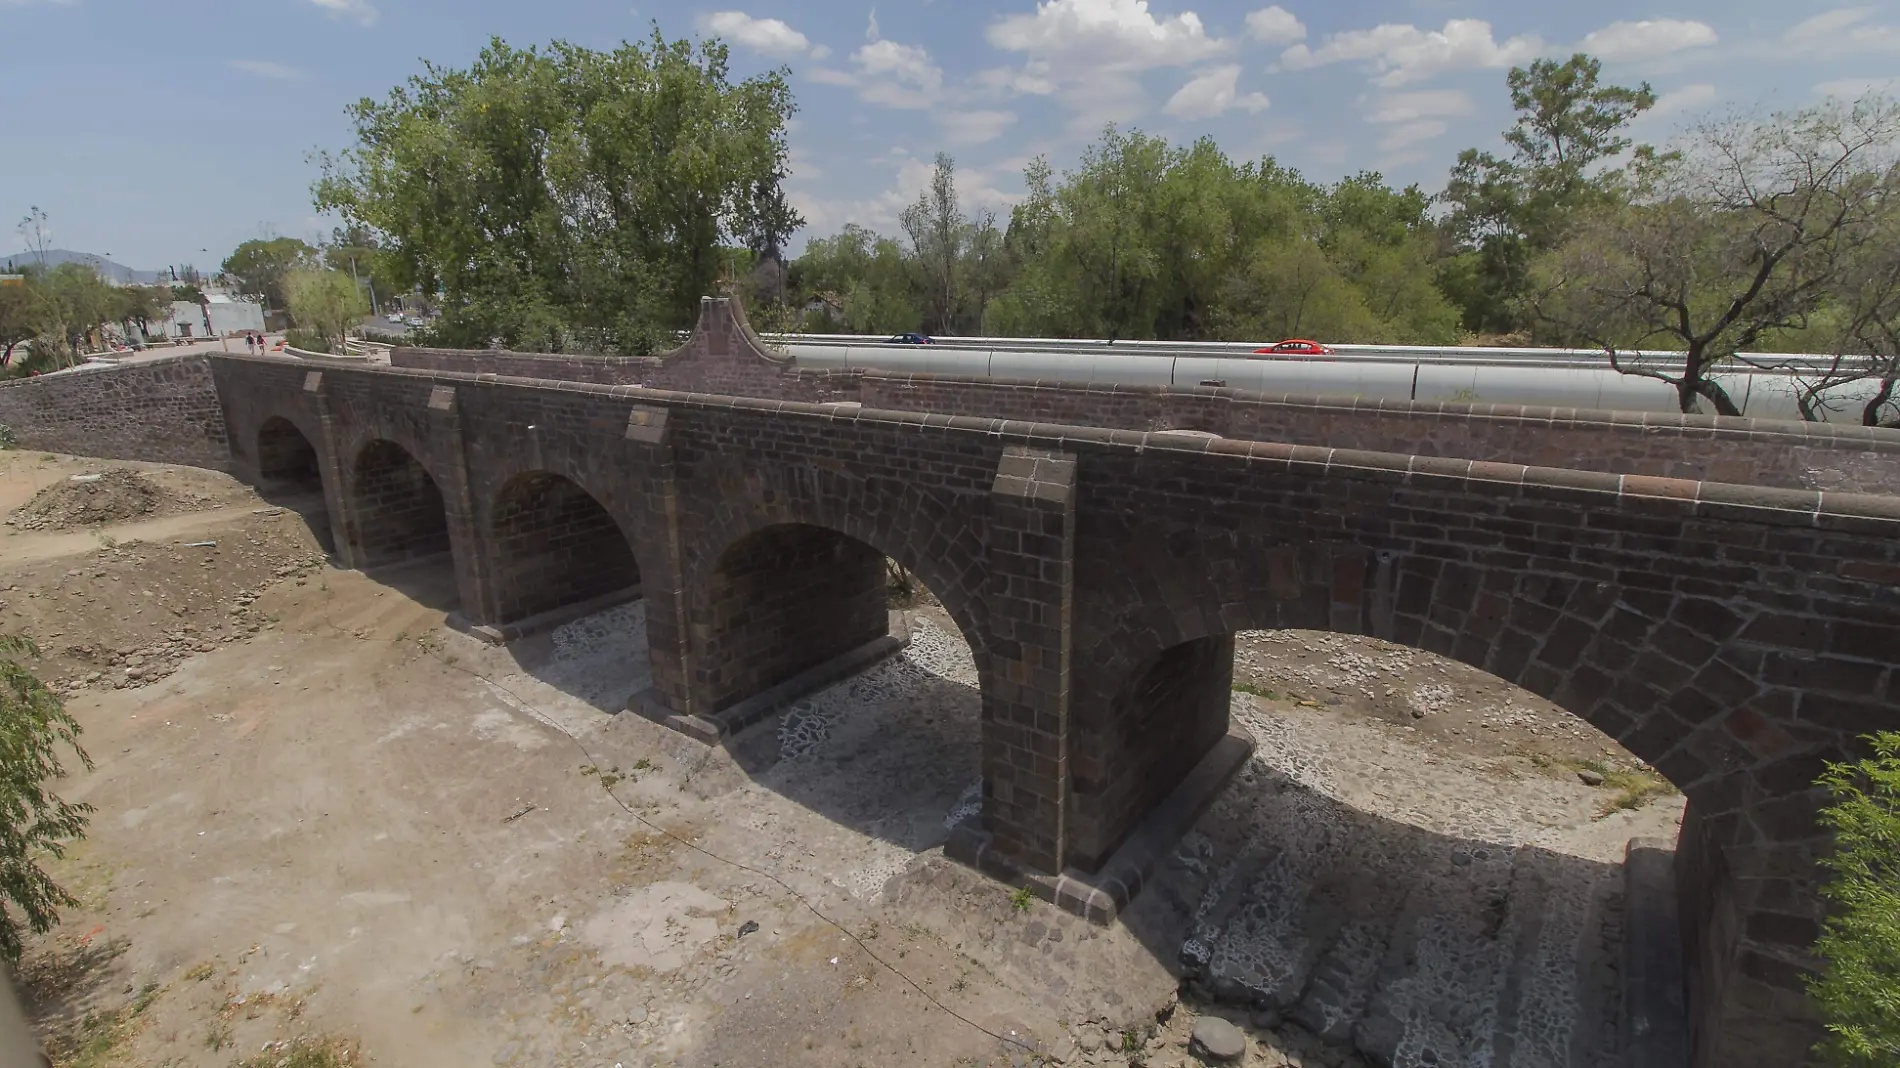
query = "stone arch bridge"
(5, 299, 1884, 1067)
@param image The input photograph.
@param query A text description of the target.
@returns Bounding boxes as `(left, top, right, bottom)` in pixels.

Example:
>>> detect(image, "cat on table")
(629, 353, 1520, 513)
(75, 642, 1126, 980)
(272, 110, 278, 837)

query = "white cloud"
(807, 33, 945, 109)
(1280, 18, 1542, 87)
(938, 109, 1021, 145)
(1649, 83, 1718, 116)
(702, 11, 818, 57)
(1378, 120, 1449, 153)
(1579, 19, 1717, 62)
(1164, 65, 1269, 120)
(1786, 8, 1900, 53)
(1814, 76, 1900, 101)
(229, 59, 307, 82)
(987, 0, 1235, 125)
(1244, 5, 1306, 46)
(308, 0, 377, 27)
(1365, 89, 1473, 125)
(789, 152, 1022, 238)
(1362, 89, 1468, 151)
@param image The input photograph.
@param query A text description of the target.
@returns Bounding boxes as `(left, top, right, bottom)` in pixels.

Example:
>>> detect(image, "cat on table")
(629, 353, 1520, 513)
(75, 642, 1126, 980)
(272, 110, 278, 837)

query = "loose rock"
(1188, 1017, 1246, 1063)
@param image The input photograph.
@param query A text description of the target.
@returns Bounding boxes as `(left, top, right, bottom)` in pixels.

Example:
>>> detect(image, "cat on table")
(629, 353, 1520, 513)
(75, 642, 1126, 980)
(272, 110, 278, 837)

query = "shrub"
(283, 328, 332, 354)
(0, 635, 94, 962)
(1810, 731, 1900, 1066)
(0, 425, 15, 450)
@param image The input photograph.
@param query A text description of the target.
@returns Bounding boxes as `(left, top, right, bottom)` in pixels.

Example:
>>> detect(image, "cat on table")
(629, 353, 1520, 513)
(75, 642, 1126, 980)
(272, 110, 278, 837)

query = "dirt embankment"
(0, 452, 328, 694)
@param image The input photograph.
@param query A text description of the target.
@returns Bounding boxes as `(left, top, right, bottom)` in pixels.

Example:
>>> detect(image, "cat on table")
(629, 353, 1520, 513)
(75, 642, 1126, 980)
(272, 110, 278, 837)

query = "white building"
(159, 294, 265, 339)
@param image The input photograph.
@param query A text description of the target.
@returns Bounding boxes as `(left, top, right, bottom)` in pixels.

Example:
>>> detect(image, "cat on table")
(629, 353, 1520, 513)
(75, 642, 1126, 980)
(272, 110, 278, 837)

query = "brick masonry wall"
(207, 353, 1900, 1068)
(0, 355, 230, 469)
(860, 375, 1900, 495)
(697, 524, 888, 713)
(392, 298, 861, 404)
(389, 298, 1900, 493)
(490, 472, 640, 622)
(350, 438, 451, 564)
(395, 348, 663, 385)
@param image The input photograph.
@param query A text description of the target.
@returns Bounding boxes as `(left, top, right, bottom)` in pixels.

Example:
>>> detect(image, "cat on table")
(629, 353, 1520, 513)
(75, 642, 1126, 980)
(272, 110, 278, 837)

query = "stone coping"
(211, 353, 1900, 532)
(864, 370, 1900, 451)
(0, 351, 206, 388)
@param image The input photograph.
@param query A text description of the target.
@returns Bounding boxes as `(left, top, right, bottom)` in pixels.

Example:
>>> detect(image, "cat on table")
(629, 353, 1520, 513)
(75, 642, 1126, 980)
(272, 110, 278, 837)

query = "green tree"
(1440, 54, 1657, 334)
(36, 263, 120, 359)
(315, 31, 799, 356)
(1810, 731, 1900, 1066)
(0, 636, 93, 964)
(285, 268, 370, 350)
(114, 285, 171, 344)
(0, 277, 46, 368)
(1530, 97, 1900, 414)
(901, 153, 965, 335)
(222, 238, 318, 311)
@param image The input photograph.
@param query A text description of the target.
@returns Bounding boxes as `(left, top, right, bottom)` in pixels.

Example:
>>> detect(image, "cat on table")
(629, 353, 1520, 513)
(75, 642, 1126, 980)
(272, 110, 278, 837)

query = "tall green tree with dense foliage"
(322, 224, 403, 313)
(1438, 54, 1657, 334)
(789, 225, 920, 333)
(802, 126, 1458, 346)
(1809, 731, 1900, 1066)
(222, 238, 319, 311)
(0, 636, 93, 964)
(314, 31, 800, 355)
(1529, 97, 1900, 413)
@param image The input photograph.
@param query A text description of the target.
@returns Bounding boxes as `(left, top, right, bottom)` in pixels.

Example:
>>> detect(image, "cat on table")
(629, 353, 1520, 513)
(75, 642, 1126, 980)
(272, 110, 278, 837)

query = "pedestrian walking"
(245, 333, 255, 354)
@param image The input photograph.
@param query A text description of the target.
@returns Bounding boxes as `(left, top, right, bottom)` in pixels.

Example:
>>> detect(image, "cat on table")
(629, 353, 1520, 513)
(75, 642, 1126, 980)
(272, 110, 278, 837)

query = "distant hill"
(0, 249, 164, 285)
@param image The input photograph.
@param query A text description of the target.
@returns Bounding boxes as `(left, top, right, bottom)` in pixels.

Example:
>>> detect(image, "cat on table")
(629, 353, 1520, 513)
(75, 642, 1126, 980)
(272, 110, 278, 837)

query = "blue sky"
(2, 0, 1896, 273)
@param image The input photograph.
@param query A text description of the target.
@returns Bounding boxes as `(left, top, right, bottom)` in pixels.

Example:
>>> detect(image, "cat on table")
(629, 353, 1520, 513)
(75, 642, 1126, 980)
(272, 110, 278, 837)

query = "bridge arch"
(677, 458, 990, 728)
(1067, 527, 1781, 864)
(488, 470, 641, 623)
(348, 438, 451, 566)
(255, 416, 323, 494)
(252, 415, 335, 554)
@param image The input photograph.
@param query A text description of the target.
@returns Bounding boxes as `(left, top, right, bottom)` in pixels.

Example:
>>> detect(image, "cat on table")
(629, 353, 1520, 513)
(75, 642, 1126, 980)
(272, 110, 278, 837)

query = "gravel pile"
(6, 470, 170, 530)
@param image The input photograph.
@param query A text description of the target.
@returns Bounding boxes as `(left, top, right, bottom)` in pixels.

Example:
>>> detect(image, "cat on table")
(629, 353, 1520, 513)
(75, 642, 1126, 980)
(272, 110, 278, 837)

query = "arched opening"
(490, 472, 640, 623)
(254, 416, 333, 553)
(697, 523, 987, 863)
(702, 523, 892, 715)
(256, 417, 322, 494)
(1093, 624, 1684, 1066)
(350, 439, 450, 566)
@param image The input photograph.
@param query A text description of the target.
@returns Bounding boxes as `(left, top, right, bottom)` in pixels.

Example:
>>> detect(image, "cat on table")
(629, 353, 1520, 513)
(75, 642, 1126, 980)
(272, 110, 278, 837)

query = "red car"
(1255, 339, 1332, 356)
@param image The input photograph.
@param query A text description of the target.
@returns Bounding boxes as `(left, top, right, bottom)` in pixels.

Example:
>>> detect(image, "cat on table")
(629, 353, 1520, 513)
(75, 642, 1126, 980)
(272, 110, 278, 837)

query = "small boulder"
(1189, 1017, 1246, 1063)
(1577, 768, 1606, 786)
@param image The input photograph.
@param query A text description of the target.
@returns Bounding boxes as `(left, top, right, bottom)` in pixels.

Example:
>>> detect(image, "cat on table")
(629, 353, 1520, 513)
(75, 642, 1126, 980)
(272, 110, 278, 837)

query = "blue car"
(884, 332, 934, 345)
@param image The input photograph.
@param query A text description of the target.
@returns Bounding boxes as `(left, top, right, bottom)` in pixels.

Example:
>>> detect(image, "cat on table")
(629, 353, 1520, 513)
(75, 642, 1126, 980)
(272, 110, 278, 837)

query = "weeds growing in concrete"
(233, 1036, 360, 1068)
(56, 980, 161, 1068)
(1232, 682, 1283, 701)
(1009, 886, 1035, 912)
